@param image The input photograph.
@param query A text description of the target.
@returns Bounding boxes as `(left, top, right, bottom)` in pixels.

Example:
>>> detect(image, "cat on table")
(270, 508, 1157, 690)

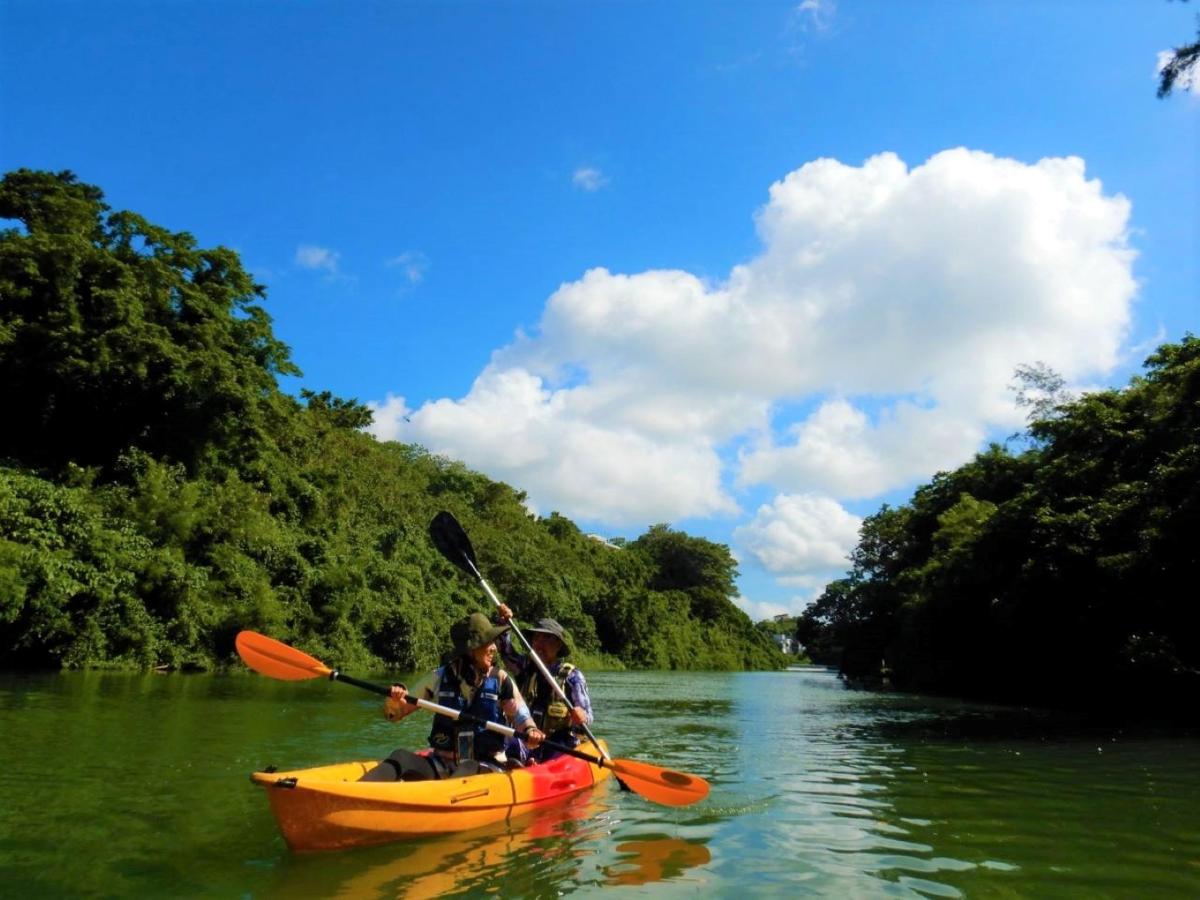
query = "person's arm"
(496, 628, 525, 673)
(565, 669, 593, 727)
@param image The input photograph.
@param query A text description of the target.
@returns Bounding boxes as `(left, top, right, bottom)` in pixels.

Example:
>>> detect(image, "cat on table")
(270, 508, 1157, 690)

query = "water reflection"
(602, 835, 711, 886)
(260, 787, 711, 898)
(3, 670, 1198, 898)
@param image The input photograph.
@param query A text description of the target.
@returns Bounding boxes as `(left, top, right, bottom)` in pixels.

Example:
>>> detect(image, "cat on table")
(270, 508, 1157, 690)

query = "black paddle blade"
(429, 510, 479, 576)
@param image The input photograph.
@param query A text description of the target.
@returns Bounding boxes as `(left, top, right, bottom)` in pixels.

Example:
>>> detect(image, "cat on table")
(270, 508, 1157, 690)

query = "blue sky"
(2, 1, 1197, 618)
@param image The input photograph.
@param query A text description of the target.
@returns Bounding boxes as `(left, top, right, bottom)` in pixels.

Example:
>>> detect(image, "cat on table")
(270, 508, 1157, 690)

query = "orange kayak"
(251, 740, 613, 851)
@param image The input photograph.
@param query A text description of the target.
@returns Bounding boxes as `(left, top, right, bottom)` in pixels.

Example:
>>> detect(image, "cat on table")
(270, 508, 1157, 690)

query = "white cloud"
(738, 398, 988, 499)
(572, 167, 609, 192)
(369, 370, 737, 525)
(795, 0, 837, 33)
(386, 250, 429, 286)
(734, 594, 794, 621)
(367, 394, 411, 441)
(371, 148, 1136, 541)
(295, 244, 341, 273)
(734, 493, 861, 579)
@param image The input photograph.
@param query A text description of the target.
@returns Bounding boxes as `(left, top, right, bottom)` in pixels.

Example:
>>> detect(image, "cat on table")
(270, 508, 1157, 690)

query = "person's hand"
(384, 683, 409, 721)
(524, 726, 545, 749)
(570, 705, 588, 726)
(497, 604, 513, 623)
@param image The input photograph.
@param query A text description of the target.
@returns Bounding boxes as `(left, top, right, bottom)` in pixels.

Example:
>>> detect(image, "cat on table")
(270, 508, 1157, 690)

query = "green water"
(1, 667, 1197, 898)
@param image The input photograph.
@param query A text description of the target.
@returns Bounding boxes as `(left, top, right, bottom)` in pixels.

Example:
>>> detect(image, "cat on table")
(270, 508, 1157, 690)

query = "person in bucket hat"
(497, 605, 593, 763)
(445, 611, 509, 663)
(360, 612, 545, 782)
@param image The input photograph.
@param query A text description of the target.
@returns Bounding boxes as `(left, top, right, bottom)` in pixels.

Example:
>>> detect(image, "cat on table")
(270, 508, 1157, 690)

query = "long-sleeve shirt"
(498, 633, 593, 727)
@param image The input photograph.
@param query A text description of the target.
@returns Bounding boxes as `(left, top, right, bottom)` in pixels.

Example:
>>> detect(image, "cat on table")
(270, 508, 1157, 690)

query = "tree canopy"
(796, 338, 1200, 718)
(0, 170, 783, 673)
(0, 170, 298, 475)
(1158, 4, 1200, 98)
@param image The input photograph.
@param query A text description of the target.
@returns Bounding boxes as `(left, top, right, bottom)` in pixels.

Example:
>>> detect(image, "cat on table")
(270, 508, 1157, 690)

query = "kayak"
(251, 740, 613, 851)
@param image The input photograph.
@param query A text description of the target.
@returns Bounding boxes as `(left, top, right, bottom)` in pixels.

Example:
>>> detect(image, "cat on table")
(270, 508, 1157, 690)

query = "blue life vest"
(428, 662, 505, 760)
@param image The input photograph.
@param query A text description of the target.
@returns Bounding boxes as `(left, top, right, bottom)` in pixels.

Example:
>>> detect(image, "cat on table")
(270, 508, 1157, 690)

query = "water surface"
(1, 667, 1197, 897)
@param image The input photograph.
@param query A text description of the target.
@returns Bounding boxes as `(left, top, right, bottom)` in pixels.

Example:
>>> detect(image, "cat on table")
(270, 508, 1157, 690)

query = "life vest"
(428, 662, 505, 761)
(521, 662, 577, 740)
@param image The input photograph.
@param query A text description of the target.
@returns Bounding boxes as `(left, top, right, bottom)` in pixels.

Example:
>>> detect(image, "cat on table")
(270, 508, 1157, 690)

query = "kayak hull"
(251, 740, 612, 851)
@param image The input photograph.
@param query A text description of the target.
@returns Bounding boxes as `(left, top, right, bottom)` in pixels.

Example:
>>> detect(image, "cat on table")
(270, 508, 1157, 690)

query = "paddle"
(235, 630, 710, 807)
(429, 511, 613, 760)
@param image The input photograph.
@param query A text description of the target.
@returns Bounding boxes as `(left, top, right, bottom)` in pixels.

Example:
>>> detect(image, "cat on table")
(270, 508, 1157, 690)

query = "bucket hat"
(448, 612, 509, 659)
(526, 618, 571, 657)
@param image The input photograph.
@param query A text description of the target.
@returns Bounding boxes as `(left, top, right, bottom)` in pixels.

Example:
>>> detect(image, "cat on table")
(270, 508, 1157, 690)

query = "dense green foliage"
(0, 170, 783, 673)
(797, 339, 1200, 715)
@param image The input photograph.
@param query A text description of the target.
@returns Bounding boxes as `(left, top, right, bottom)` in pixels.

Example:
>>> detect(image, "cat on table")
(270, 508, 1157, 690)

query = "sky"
(2, 1, 1197, 620)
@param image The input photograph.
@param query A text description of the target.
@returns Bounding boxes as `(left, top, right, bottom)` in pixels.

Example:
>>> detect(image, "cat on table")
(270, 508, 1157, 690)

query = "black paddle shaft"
(329, 670, 391, 698)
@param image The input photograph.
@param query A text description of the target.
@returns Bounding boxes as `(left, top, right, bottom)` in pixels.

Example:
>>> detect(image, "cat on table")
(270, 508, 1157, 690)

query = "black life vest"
(520, 662, 576, 742)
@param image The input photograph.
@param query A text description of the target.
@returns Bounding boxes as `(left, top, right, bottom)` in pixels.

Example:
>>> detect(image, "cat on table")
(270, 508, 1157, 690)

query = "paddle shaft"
(326, 668, 612, 771)
(456, 555, 612, 761)
(236, 629, 709, 805)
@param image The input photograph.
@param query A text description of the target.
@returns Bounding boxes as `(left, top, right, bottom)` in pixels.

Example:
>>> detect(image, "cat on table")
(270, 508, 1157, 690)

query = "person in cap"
(497, 604, 593, 763)
(360, 612, 545, 781)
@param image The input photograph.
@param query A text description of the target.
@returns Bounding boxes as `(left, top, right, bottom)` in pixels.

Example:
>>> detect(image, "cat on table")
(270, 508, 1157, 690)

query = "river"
(1, 667, 1197, 898)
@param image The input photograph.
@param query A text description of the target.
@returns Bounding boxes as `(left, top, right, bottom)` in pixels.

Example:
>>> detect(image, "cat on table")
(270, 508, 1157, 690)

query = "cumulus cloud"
(734, 493, 862, 582)
(572, 167, 609, 192)
(371, 369, 738, 526)
(295, 244, 341, 273)
(370, 148, 1137, 552)
(738, 398, 989, 499)
(734, 594, 795, 621)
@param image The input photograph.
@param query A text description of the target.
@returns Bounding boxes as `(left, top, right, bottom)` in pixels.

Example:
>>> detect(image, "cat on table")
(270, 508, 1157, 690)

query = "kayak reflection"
(266, 786, 606, 898)
(264, 786, 711, 898)
(602, 835, 713, 886)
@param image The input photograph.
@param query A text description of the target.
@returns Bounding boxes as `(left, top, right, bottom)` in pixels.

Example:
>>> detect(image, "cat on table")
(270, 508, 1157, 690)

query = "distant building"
(585, 534, 621, 549)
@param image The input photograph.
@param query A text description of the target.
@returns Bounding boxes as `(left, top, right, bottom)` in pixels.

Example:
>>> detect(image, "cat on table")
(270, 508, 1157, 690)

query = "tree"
(1158, 5, 1200, 98)
(631, 524, 737, 620)
(0, 169, 788, 674)
(0, 169, 300, 475)
(805, 335, 1200, 716)
(1010, 361, 1072, 423)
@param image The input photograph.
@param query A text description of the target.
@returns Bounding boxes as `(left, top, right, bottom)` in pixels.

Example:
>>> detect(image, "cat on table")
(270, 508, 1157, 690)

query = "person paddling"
(497, 605, 593, 763)
(360, 612, 545, 781)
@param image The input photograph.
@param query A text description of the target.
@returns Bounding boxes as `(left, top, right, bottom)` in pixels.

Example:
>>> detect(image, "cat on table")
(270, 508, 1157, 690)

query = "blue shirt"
(498, 632, 594, 763)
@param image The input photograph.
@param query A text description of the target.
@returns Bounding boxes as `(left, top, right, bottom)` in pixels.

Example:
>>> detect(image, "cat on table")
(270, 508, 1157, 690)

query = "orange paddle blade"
(608, 758, 710, 807)
(236, 631, 332, 681)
